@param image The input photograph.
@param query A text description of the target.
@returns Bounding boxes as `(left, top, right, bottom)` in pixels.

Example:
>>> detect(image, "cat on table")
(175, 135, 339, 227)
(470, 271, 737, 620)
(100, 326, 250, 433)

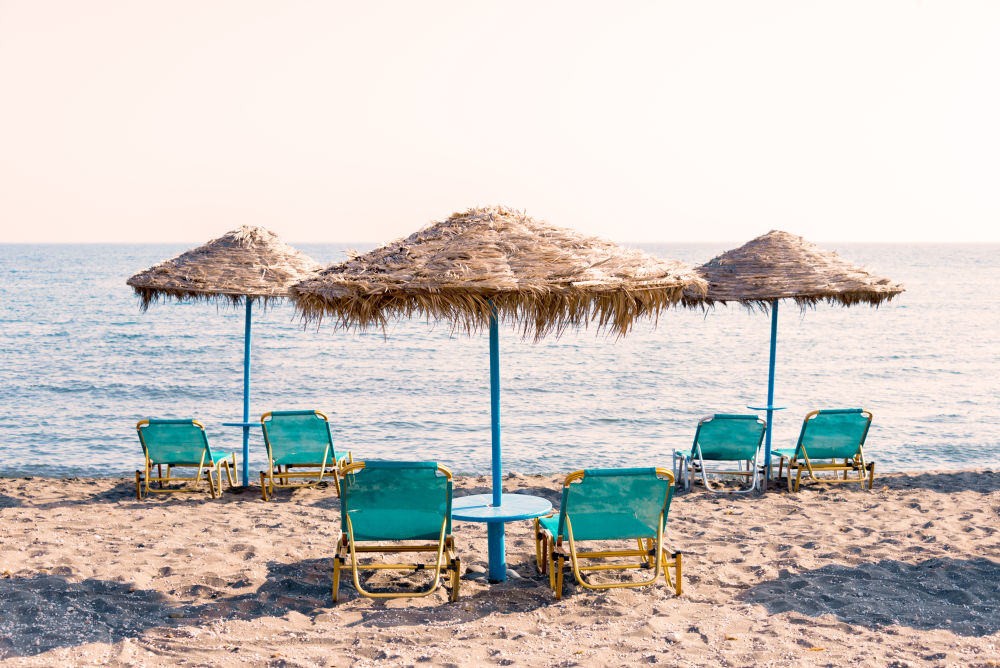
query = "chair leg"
(206, 465, 217, 499)
(259, 471, 269, 501)
(135, 471, 143, 500)
(534, 519, 548, 574)
(450, 555, 461, 602)
(673, 553, 683, 596)
(555, 555, 565, 600)
(332, 552, 343, 603)
(867, 462, 876, 490)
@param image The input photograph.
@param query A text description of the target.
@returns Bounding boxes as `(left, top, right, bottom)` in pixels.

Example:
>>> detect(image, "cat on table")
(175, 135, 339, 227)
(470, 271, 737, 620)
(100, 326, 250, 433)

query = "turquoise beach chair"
(259, 410, 351, 501)
(673, 414, 767, 494)
(534, 468, 682, 600)
(773, 409, 875, 492)
(333, 461, 460, 603)
(135, 419, 236, 500)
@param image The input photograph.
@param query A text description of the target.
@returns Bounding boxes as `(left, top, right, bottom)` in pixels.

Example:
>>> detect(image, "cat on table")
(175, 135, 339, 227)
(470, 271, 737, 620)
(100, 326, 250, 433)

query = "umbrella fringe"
(290, 206, 704, 341)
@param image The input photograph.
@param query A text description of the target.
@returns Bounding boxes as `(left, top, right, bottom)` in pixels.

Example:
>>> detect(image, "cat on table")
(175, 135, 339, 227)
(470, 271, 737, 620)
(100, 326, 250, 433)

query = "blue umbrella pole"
(241, 300, 252, 487)
(487, 305, 506, 582)
(763, 299, 778, 483)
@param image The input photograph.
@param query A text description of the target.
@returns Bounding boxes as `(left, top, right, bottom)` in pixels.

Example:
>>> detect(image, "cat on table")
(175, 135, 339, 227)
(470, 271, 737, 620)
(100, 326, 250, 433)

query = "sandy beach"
(1, 471, 998, 667)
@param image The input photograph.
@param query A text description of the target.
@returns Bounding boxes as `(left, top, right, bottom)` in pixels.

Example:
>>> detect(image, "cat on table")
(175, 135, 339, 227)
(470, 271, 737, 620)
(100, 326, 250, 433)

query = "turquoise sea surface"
(0, 242, 997, 477)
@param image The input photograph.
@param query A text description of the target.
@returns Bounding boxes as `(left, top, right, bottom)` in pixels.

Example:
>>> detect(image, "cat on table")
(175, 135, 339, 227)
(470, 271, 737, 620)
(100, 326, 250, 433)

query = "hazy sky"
(1, 1, 997, 243)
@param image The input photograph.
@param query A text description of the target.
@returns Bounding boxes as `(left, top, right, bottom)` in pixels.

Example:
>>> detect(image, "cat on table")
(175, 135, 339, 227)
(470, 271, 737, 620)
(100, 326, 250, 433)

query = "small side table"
(747, 405, 787, 484)
(221, 421, 263, 486)
(452, 493, 553, 583)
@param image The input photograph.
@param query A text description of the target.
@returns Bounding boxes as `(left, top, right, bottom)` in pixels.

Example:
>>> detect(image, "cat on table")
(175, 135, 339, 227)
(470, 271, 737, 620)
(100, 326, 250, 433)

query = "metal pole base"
(241, 425, 251, 488)
(487, 523, 506, 582)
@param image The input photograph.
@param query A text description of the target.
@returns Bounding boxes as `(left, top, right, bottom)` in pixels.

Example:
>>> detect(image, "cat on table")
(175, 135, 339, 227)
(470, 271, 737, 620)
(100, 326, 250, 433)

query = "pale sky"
(1, 1, 997, 243)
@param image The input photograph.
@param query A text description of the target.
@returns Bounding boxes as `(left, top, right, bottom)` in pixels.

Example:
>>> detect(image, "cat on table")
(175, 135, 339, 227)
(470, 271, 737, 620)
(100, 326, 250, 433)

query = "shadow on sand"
(741, 557, 1000, 637)
(0, 555, 553, 659)
(5, 478, 258, 512)
(878, 470, 1000, 494)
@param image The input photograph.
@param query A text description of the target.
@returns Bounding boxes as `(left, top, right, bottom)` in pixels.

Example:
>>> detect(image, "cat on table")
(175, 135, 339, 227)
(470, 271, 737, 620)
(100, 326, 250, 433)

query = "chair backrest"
(137, 419, 211, 466)
(795, 409, 873, 460)
(340, 461, 452, 541)
(692, 414, 766, 461)
(261, 410, 334, 465)
(557, 468, 674, 541)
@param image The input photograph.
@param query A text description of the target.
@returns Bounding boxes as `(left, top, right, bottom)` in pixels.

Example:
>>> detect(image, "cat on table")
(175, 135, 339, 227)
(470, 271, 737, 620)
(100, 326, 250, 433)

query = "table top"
(220, 421, 262, 428)
(746, 405, 787, 412)
(451, 493, 553, 523)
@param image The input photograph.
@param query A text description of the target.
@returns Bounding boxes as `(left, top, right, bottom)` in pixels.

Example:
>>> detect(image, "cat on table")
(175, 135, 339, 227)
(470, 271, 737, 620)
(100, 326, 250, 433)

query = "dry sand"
(1, 471, 998, 667)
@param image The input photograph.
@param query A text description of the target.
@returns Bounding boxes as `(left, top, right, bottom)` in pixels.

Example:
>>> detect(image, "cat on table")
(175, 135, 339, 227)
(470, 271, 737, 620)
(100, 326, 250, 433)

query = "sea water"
(0, 242, 997, 477)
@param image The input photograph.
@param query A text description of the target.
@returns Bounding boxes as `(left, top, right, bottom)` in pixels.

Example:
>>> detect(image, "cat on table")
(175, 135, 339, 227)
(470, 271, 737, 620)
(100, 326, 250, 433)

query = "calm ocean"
(1, 242, 997, 477)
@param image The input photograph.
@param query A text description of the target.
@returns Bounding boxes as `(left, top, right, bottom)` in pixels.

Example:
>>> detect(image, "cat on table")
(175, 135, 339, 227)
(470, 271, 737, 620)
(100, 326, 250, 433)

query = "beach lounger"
(259, 410, 351, 501)
(534, 468, 682, 600)
(673, 414, 767, 494)
(135, 419, 236, 500)
(774, 409, 875, 492)
(333, 461, 460, 603)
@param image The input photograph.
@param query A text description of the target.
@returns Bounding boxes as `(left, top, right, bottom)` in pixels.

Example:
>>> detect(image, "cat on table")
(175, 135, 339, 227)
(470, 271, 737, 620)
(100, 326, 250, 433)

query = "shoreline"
(2, 470, 998, 666)
(1, 465, 994, 481)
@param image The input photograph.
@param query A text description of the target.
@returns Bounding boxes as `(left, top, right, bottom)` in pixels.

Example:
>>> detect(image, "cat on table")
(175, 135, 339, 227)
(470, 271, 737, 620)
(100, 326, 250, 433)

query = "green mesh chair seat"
(539, 512, 658, 541)
(795, 409, 871, 460)
(135, 419, 236, 499)
(344, 509, 447, 542)
(334, 460, 460, 603)
(535, 467, 682, 599)
(673, 414, 766, 495)
(260, 410, 350, 500)
(551, 468, 672, 540)
(141, 419, 212, 464)
(272, 454, 329, 466)
(341, 461, 452, 537)
(776, 409, 875, 492)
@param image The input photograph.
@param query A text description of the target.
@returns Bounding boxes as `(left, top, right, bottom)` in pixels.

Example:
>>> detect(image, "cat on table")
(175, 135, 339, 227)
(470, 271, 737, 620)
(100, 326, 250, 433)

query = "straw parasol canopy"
(687, 230, 904, 308)
(127, 225, 322, 310)
(290, 206, 707, 339)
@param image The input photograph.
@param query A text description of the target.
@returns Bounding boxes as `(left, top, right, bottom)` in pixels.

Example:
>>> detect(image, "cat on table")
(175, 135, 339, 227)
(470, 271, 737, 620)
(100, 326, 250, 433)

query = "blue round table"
(747, 405, 787, 483)
(451, 493, 552, 582)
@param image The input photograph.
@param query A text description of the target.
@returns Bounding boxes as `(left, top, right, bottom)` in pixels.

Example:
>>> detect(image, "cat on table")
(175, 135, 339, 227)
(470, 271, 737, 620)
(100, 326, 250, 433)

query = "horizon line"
(2, 239, 999, 246)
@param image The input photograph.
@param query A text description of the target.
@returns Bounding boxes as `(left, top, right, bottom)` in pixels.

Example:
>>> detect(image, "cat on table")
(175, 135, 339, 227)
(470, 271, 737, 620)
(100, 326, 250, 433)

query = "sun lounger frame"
(674, 414, 767, 495)
(535, 468, 682, 600)
(333, 461, 460, 603)
(776, 409, 875, 492)
(135, 419, 235, 500)
(259, 410, 351, 500)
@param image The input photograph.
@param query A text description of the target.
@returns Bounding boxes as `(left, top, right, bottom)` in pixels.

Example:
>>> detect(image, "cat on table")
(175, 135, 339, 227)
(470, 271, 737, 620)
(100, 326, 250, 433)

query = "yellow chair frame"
(259, 410, 352, 501)
(135, 419, 235, 500)
(776, 409, 876, 492)
(333, 462, 460, 603)
(534, 468, 683, 601)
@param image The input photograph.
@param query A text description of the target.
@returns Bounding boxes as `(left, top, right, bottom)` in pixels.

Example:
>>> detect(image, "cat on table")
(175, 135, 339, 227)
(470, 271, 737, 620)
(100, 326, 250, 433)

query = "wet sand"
(1, 471, 998, 666)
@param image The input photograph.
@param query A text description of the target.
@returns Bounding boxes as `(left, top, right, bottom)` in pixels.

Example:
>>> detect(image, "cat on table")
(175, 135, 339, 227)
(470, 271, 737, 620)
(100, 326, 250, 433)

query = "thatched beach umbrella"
(127, 226, 322, 486)
(686, 230, 904, 483)
(292, 205, 706, 581)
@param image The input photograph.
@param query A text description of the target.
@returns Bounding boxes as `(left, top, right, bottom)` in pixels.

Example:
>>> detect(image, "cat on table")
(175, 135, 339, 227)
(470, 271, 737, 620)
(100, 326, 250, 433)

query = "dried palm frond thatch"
(291, 206, 707, 339)
(686, 230, 904, 309)
(127, 226, 322, 310)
